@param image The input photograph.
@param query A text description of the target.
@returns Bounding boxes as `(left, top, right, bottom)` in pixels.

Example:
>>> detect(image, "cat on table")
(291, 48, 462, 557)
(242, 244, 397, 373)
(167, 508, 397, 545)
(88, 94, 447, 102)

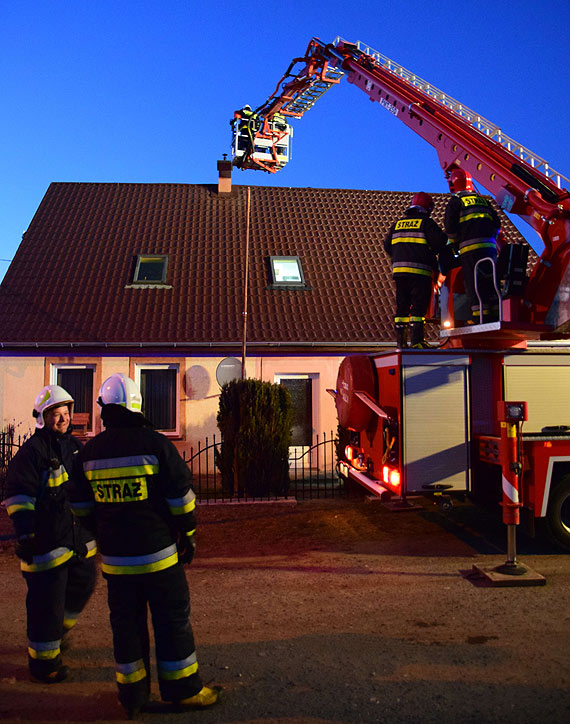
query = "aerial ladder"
(230, 36, 570, 342)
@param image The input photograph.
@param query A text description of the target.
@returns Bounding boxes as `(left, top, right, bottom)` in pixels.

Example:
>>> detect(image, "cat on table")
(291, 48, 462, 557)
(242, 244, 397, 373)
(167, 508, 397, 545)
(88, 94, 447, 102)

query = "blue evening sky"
(1, 0, 569, 281)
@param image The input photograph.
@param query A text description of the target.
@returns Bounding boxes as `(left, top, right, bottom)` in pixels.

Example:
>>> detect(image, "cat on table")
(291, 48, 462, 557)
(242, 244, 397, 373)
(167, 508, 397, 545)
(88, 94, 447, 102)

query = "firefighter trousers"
(461, 247, 498, 320)
(23, 555, 97, 679)
(104, 563, 203, 711)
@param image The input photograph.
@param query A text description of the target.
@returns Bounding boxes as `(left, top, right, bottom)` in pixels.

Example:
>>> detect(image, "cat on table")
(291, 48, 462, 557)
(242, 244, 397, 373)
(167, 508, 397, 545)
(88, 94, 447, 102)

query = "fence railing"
(185, 431, 344, 504)
(0, 428, 344, 504)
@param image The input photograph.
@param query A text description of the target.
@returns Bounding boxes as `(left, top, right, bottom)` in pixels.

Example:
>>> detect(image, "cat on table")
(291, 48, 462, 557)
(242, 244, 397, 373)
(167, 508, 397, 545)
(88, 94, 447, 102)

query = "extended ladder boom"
(231, 36, 570, 333)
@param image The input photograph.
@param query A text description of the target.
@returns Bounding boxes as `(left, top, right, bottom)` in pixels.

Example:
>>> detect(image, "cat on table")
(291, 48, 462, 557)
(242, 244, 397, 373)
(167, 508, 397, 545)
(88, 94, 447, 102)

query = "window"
(275, 374, 314, 446)
(134, 364, 178, 432)
(133, 255, 168, 284)
(52, 365, 95, 429)
(268, 256, 308, 289)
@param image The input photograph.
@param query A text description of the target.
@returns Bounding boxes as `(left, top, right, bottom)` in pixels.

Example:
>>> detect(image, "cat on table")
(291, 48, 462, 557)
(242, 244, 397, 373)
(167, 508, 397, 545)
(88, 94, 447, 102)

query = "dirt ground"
(0, 496, 569, 724)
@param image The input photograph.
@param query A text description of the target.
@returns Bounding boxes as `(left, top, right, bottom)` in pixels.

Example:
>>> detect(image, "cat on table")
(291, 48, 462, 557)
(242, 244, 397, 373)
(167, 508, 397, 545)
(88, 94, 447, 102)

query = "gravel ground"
(0, 497, 569, 724)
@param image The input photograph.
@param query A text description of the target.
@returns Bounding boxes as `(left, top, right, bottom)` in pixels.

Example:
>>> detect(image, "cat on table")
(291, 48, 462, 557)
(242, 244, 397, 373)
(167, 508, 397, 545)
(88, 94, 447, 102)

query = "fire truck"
(230, 37, 570, 553)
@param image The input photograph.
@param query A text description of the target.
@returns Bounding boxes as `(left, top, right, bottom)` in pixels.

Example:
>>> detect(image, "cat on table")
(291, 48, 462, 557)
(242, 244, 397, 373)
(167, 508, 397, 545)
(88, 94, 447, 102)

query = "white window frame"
(134, 363, 180, 435)
(50, 363, 96, 433)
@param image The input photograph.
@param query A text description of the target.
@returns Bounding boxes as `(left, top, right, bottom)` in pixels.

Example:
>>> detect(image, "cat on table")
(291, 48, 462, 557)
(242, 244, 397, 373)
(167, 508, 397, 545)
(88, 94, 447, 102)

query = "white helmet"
(98, 373, 142, 412)
(33, 385, 74, 429)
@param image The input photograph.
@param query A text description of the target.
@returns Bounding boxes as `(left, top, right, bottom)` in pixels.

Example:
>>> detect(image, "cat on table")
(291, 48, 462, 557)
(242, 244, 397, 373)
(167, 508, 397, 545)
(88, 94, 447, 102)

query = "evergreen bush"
(215, 378, 294, 497)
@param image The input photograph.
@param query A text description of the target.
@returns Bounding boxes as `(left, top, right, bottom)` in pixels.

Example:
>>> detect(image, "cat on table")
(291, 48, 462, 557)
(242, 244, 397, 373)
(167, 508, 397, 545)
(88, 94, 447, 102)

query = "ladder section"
(282, 66, 345, 117)
(336, 37, 570, 191)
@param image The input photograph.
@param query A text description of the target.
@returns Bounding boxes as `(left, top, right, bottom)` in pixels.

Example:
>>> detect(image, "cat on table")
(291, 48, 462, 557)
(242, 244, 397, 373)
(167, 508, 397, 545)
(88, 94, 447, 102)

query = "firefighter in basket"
(445, 168, 502, 323)
(384, 192, 448, 348)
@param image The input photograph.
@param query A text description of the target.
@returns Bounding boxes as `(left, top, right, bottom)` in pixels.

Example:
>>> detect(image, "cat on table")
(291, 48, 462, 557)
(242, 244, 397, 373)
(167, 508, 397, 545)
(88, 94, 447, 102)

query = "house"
(0, 161, 527, 456)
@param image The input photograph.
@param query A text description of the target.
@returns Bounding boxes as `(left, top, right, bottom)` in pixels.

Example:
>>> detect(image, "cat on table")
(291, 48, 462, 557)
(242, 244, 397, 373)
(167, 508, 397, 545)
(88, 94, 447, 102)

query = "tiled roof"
(0, 181, 527, 350)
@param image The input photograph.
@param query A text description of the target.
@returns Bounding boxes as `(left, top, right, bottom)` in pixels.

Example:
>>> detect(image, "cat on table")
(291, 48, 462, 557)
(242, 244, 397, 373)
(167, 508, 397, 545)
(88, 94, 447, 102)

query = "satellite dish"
(216, 357, 242, 386)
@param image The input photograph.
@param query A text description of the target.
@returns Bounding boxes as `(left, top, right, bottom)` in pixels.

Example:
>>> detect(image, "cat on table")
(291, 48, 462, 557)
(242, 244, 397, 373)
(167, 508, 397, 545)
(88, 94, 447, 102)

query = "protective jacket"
(4, 427, 96, 572)
(444, 191, 500, 253)
(384, 208, 448, 276)
(71, 405, 196, 576)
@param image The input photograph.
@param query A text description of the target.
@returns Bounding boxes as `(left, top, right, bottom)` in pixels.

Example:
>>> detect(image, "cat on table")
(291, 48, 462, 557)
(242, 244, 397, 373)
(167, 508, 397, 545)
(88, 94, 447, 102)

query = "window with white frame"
(134, 364, 179, 432)
(52, 364, 95, 429)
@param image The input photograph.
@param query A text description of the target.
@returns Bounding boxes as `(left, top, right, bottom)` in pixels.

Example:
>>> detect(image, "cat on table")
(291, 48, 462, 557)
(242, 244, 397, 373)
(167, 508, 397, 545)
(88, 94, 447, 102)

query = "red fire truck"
(231, 37, 570, 552)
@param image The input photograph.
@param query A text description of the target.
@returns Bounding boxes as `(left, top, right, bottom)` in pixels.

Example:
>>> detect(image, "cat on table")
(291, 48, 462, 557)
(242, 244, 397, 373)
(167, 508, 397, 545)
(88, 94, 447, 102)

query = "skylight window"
(268, 256, 308, 289)
(133, 255, 168, 284)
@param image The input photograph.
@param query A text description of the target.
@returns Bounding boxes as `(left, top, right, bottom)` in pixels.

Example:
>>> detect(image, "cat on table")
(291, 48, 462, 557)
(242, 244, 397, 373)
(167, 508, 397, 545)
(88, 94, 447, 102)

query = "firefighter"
(444, 168, 501, 323)
(70, 374, 220, 718)
(3, 385, 97, 683)
(231, 104, 259, 156)
(384, 192, 448, 348)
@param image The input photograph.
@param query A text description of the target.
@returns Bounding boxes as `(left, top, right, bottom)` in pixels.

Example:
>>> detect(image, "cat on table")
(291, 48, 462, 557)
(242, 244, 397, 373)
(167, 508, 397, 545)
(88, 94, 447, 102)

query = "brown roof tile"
(0, 182, 528, 349)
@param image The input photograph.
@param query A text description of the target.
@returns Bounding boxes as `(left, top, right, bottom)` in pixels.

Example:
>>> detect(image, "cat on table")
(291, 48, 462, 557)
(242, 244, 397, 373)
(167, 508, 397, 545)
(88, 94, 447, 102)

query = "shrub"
(215, 378, 293, 497)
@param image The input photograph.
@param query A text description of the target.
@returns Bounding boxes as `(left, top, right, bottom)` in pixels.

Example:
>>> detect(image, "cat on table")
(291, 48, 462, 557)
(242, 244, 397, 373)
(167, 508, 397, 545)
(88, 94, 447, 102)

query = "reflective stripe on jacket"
(72, 407, 196, 576)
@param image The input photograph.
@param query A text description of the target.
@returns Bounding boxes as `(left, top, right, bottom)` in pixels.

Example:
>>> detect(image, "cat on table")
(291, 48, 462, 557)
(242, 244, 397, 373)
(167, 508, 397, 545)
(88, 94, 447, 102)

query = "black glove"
(176, 532, 196, 565)
(15, 535, 35, 564)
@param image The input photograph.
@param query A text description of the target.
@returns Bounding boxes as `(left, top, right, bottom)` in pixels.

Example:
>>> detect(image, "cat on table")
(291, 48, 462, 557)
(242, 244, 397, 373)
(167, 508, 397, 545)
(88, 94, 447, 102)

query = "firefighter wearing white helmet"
(3, 385, 97, 683)
(33, 384, 75, 429)
(70, 375, 221, 717)
(98, 372, 142, 411)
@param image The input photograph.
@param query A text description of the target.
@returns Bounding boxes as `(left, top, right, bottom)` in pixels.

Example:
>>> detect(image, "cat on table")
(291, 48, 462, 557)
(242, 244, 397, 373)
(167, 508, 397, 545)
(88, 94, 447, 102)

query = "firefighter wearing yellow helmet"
(70, 374, 221, 717)
(3, 385, 97, 683)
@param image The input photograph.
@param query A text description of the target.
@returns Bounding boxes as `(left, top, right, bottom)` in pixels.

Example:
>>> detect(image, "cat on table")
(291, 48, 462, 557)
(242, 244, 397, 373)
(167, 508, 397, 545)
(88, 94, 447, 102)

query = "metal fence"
(1, 428, 344, 504)
(185, 431, 344, 504)
(0, 427, 24, 500)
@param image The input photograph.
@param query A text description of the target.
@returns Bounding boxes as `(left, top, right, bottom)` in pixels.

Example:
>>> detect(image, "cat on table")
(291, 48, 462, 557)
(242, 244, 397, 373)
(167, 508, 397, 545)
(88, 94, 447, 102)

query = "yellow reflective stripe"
(460, 242, 496, 254)
(85, 464, 158, 481)
(116, 660, 147, 685)
(63, 617, 77, 631)
(21, 548, 74, 573)
(28, 645, 61, 660)
(392, 237, 428, 244)
(167, 489, 196, 515)
(6, 500, 35, 515)
(460, 212, 493, 222)
(159, 661, 199, 680)
(85, 540, 98, 558)
(393, 267, 432, 276)
(101, 551, 178, 576)
(186, 529, 196, 537)
(47, 465, 68, 488)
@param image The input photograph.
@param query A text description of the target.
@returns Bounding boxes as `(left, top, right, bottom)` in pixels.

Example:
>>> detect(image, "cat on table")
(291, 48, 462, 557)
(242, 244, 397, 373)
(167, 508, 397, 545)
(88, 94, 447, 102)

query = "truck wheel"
(545, 476, 570, 551)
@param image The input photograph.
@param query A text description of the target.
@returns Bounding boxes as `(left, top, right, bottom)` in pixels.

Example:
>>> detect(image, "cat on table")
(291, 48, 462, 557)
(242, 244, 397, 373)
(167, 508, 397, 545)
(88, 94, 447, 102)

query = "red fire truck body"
(231, 37, 570, 549)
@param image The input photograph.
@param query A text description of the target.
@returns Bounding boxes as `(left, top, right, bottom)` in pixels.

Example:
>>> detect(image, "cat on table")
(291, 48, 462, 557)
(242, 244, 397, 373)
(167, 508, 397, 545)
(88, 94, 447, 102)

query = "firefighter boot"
(178, 685, 222, 709)
(30, 665, 69, 684)
(410, 319, 428, 348)
(395, 322, 408, 349)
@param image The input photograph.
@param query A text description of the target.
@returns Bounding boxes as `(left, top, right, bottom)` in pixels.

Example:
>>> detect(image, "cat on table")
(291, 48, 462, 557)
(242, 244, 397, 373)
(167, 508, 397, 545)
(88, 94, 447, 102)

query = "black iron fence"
(185, 431, 344, 503)
(0, 428, 344, 504)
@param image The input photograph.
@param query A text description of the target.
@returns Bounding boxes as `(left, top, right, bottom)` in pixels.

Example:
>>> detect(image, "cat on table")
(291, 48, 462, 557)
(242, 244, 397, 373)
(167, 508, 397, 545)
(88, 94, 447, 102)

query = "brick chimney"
(217, 158, 232, 194)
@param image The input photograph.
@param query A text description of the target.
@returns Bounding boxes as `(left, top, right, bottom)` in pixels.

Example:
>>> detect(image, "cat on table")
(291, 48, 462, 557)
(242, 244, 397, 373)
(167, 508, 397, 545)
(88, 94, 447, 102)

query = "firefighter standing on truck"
(445, 168, 501, 323)
(69, 374, 220, 719)
(384, 192, 448, 348)
(3, 385, 97, 683)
